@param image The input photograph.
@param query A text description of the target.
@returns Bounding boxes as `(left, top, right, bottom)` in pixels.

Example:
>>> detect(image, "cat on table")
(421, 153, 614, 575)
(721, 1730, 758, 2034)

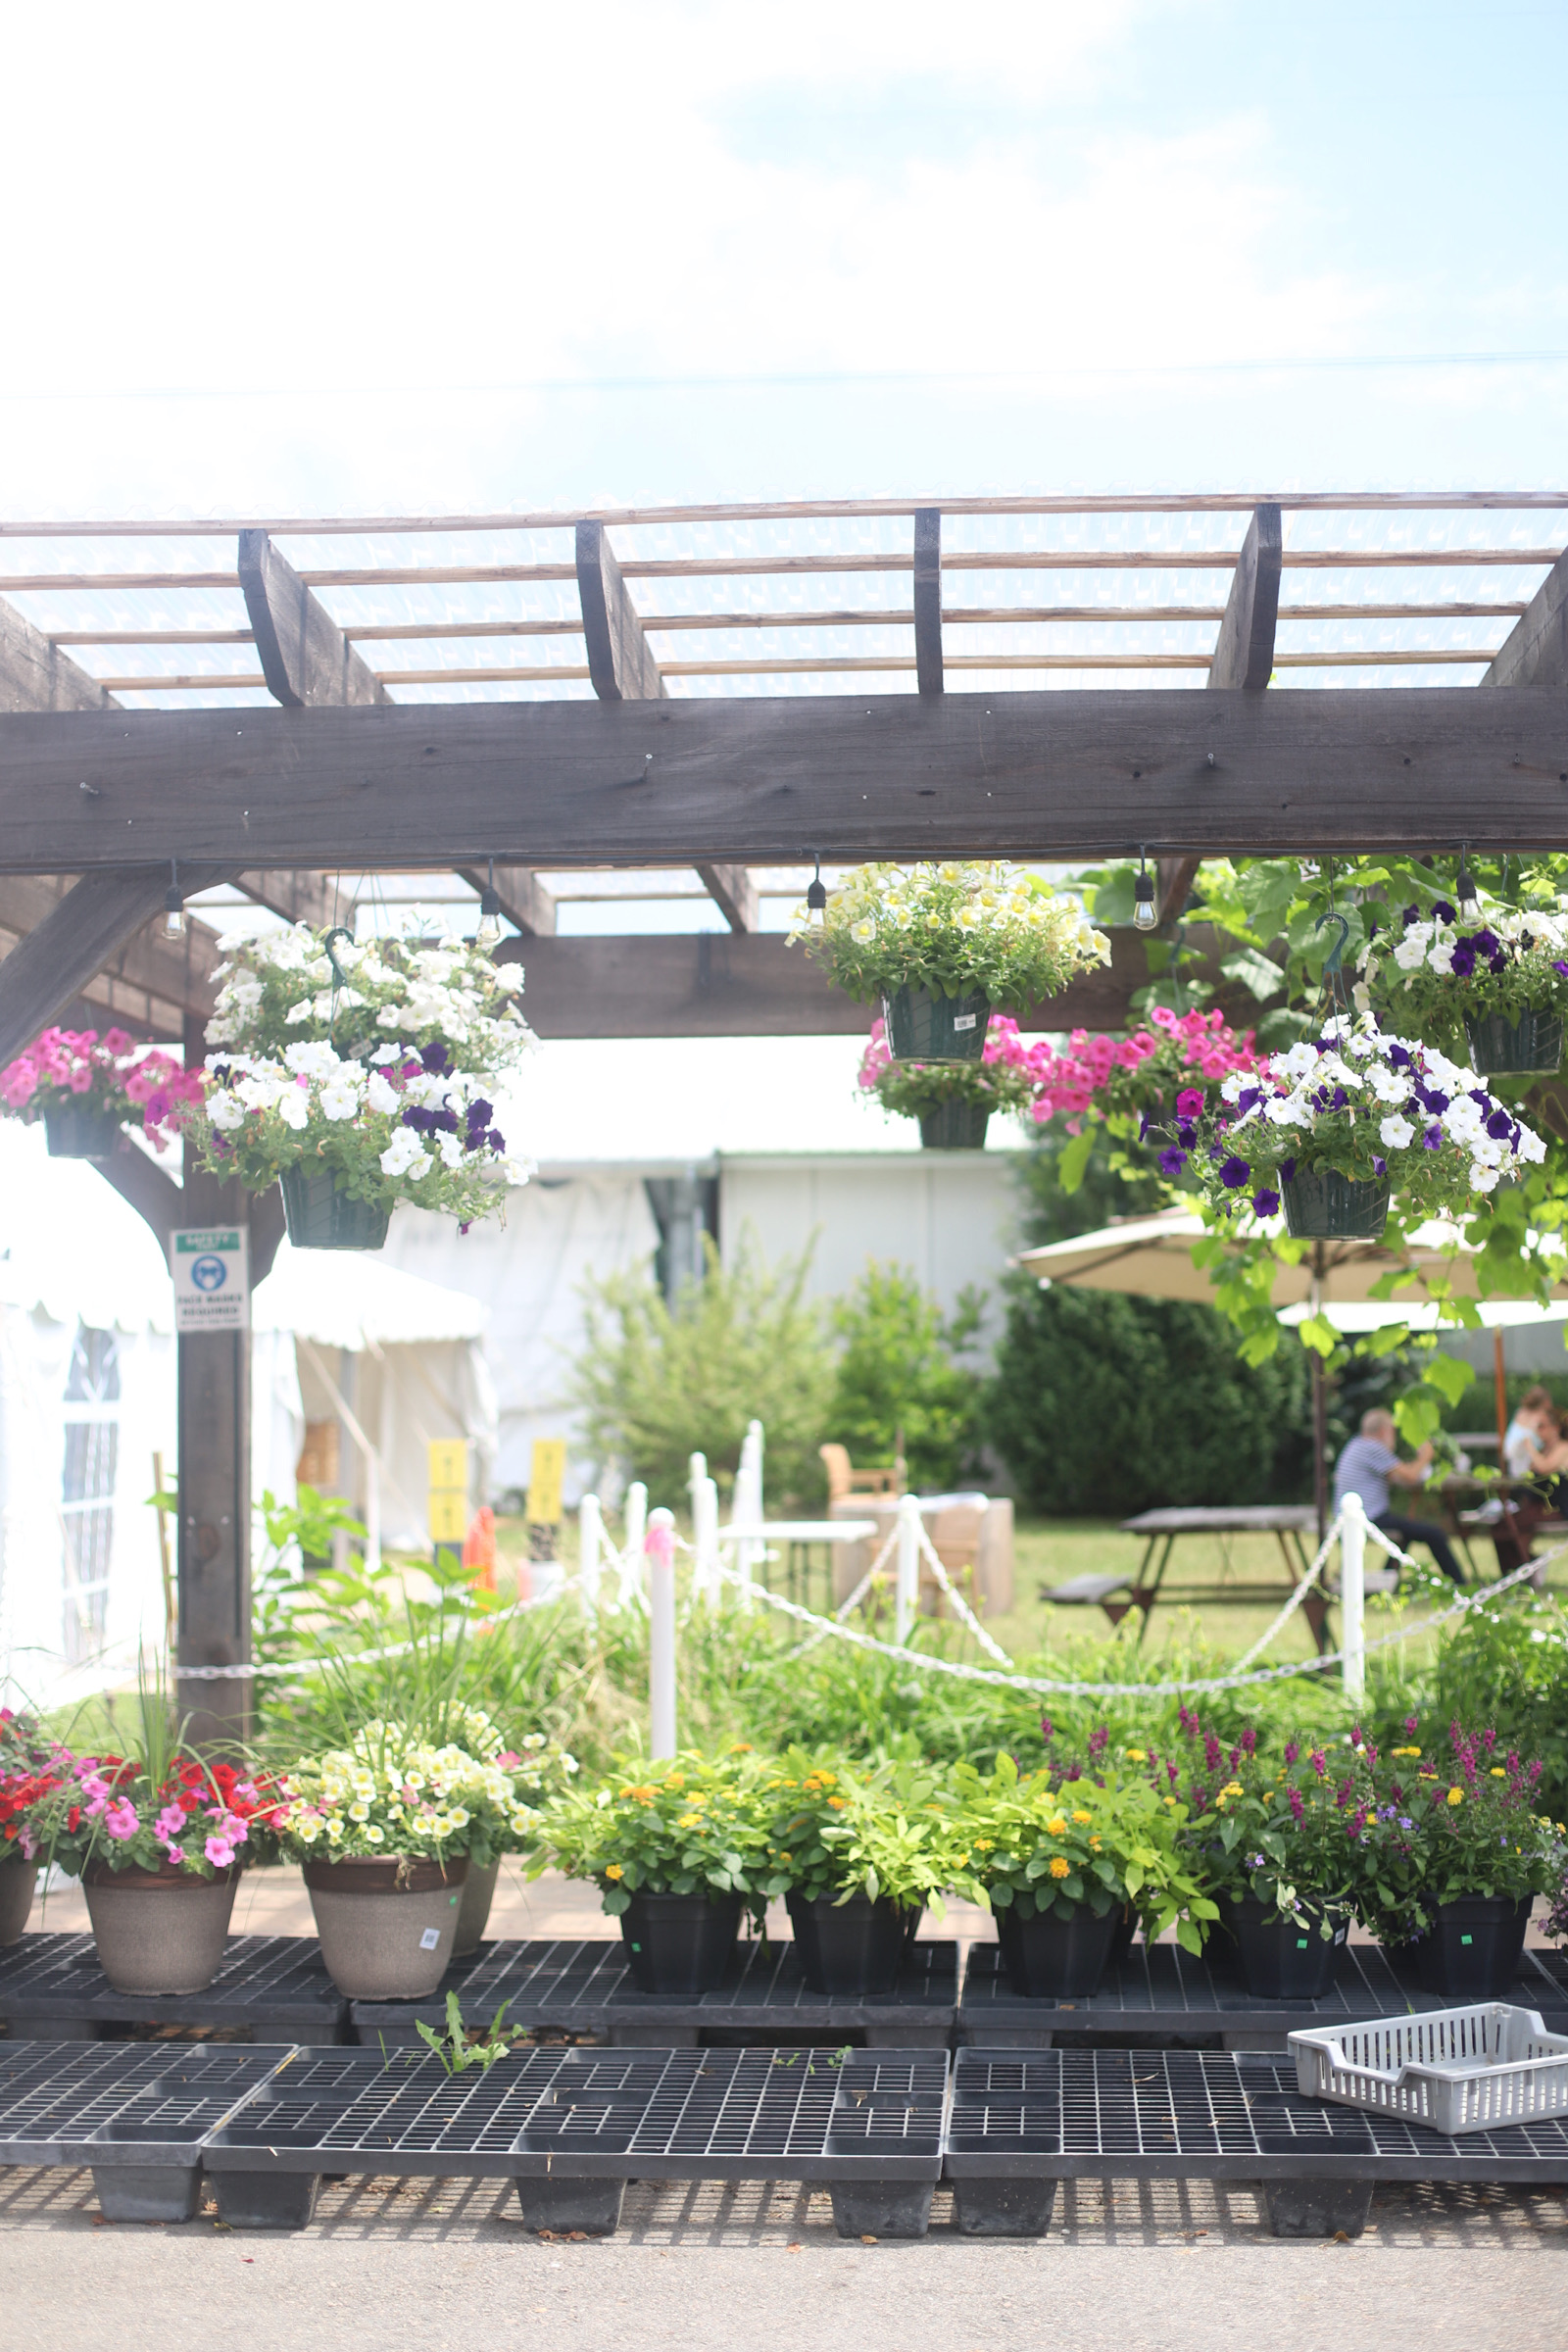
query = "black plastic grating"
(350, 1936, 958, 2037)
(0, 1933, 346, 2030)
(946, 2048, 1568, 2178)
(0, 2039, 295, 2162)
(204, 2044, 948, 2176)
(956, 1938, 1568, 2035)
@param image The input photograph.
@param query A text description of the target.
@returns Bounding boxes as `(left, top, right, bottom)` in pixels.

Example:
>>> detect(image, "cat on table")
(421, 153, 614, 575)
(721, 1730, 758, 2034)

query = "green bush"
(986, 1276, 1313, 1517)
(568, 1230, 835, 1505)
(825, 1262, 985, 1491)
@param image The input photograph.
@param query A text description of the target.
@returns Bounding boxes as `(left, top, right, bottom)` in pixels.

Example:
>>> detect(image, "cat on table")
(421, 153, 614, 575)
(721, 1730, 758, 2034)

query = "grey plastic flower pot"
(917, 1099, 992, 1151)
(0, 1855, 38, 1945)
(81, 1861, 241, 1995)
(1218, 1896, 1348, 1999)
(785, 1890, 914, 1995)
(1281, 1169, 1391, 1242)
(1464, 1007, 1564, 1078)
(303, 1855, 468, 1999)
(882, 985, 991, 1064)
(279, 1164, 391, 1251)
(1414, 1895, 1534, 1999)
(452, 1856, 500, 1957)
(996, 1903, 1120, 1998)
(42, 1102, 123, 1159)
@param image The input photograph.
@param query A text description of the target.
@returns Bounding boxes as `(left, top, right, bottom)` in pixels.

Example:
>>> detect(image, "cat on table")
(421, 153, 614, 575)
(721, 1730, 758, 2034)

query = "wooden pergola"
(3, 487, 1567, 1734)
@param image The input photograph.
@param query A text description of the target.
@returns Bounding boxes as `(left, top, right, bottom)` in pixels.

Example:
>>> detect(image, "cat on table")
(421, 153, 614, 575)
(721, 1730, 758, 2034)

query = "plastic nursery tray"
(350, 1936, 958, 2050)
(0, 1934, 349, 2044)
(956, 1937, 1568, 2048)
(941, 2045, 1568, 2240)
(1290, 2004, 1568, 2135)
(203, 2041, 951, 2237)
(0, 2038, 297, 2224)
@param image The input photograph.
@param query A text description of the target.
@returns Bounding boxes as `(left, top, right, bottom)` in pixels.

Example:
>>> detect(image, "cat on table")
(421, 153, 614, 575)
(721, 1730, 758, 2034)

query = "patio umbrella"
(1016, 1210, 1568, 1530)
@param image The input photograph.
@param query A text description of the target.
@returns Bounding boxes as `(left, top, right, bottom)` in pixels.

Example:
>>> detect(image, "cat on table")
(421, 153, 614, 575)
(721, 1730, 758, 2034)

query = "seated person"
(1503, 1385, 1557, 1480)
(1332, 1407, 1465, 1586)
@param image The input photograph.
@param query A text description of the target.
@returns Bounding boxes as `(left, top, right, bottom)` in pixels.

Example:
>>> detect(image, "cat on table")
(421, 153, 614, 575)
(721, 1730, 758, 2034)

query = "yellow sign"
(526, 1437, 566, 1525)
(428, 1491, 467, 1544)
(427, 1439, 469, 1494)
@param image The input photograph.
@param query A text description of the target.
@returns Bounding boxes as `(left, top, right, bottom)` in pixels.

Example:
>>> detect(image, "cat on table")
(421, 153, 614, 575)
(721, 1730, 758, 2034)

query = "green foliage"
(1416, 1592, 1568, 1822)
(762, 1750, 982, 1915)
(825, 1263, 985, 1491)
(538, 1746, 777, 1915)
(794, 860, 1107, 1007)
(985, 1277, 1312, 1516)
(568, 1233, 835, 1504)
(415, 1990, 519, 2076)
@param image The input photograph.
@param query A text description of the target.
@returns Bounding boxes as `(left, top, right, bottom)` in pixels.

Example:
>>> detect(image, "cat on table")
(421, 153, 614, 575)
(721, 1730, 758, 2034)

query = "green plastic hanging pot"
(1463, 1006, 1563, 1078)
(42, 1102, 123, 1159)
(882, 985, 991, 1063)
(917, 1099, 991, 1150)
(1281, 1168, 1391, 1242)
(280, 1164, 391, 1251)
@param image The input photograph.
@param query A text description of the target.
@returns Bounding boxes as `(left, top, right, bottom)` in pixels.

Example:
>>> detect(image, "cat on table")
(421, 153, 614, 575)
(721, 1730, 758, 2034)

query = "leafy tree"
(825, 1262, 985, 1492)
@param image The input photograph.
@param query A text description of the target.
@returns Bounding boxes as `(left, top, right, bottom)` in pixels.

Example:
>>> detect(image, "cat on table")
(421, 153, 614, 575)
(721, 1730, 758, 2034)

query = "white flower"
(367, 1071, 401, 1115)
(380, 1128, 431, 1179)
(1379, 1114, 1415, 1151)
(437, 1132, 466, 1168)
(277, 1090, 310, 1131)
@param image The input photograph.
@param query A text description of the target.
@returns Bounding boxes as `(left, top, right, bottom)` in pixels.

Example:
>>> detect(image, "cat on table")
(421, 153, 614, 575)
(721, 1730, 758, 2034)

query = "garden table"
(718, 1518, 876, 1612)
(0, 1932, 349, 2044)
(1045, 1505, 1383, 1652)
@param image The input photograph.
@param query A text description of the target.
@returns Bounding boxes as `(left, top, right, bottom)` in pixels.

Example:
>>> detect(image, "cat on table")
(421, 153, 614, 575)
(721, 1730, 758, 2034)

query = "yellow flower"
(1090, 1838, 1102, 1851)
(973, 1838, 994, 1851)
(1072, 1810, 1093, 1826)
(1447, 1787, 1465, 1807)
(677, 1814, 702, 1829)
(827, 1796, 848, 1809)
(1046, 1817, 1068, 1836)
(1049, 1856, 1070, 1879)
(1124, 1748, 1147, 1763)
(1223, 1783, 1245, 1799)
(1490, 1768, 1507, 1779)
(1163, 1795, 1177, 1806)
(604, 1864, 623, 1881)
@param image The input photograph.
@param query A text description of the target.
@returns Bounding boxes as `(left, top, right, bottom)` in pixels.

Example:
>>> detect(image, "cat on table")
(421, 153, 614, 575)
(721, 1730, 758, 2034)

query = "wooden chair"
(819, 1443, 905, 1503)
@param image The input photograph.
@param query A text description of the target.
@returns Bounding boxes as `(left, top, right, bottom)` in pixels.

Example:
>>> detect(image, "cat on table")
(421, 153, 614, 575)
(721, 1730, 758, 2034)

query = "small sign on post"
(526, 1437, 566, 1563)
(428, 1438, 469, 1572)
(172, 1228, 250, 1333)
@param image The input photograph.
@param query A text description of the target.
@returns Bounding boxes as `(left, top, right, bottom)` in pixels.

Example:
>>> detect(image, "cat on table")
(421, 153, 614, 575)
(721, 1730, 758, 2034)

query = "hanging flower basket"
(1362, 896, 1568, 1074)
(918, 1100, 991, 1151)
(41, 1102, 124, 1160)
(279, 1164, 392, 1252)
(883, 984, 992, 1064)
(858, 1014, 1037, 1149)
(2, 1028, 201, 1159)
(184, 923, 539, 1237)
(1281, 1168, 1391, 1242)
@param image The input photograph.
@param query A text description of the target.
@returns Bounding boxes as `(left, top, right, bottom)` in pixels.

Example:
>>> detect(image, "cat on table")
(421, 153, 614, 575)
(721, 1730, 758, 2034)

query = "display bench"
(0, 1934, 350, 2045)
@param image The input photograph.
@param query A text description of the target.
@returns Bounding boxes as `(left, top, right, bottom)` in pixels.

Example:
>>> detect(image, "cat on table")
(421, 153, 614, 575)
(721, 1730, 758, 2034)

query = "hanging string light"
(1132, 847, 1157, 933)
(806, 853, 827, 916)
(1455, 843, 1481, 926)
(163, 858, 184, 940)
(477, 858, 503, 947)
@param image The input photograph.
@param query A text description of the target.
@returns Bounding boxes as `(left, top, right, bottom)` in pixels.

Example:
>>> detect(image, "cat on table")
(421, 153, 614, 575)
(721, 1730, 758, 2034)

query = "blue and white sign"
(172, 1227, 250, 1333)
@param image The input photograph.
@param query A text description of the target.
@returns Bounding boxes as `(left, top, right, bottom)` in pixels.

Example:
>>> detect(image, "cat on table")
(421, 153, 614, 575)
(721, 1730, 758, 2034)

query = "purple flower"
(1388, 1045, 1411, 1069)
(1402, 906, 1421, 927)
(1433, 900, 1456, 923)
(1553, 961, 1568, 978)
(1219, 1156, 1250, 1190)
(1472, 928, 1499, 959)
(1234, 1087, 1263, 1116)
(1449, 944, 1477, 978)
(1486, 1108, 1513, 1140)
(1159, 1147, 1189, 1176)
(1252, 1189, 1280, 1216)
(1372, 1156, 1386, 1177)
(1279, 1157, 1297, 1184)
(420, 1042, 452, 1076)
(1423, 1124, 1444, 1151)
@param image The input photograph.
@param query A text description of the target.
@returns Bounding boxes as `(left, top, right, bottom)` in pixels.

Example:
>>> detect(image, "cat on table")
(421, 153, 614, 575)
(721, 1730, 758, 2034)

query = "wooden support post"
(0, 866, 233, 1064)
(1, 593, 117, 713)
(234, 869, 349, 931)
(913, 508, 943, 696)
(1482, 546, 1568, 687)
(693, 863, 758, 934)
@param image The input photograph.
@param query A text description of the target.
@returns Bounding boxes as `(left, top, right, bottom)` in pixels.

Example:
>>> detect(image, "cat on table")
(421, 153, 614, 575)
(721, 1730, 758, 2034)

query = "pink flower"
(204, 1837, 236, 1869)
(102, 1029, 134, 1057)
(68, 1068, 92, 1094)
(103, 1798, 140, 1840)
(1176, 1088, 1205, 1119)
(162, 1844, 187, 1865)
(154, 1804, 187, 1841)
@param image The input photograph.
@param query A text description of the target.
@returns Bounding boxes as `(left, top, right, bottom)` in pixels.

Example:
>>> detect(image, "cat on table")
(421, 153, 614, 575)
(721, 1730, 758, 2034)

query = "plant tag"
(1296, 1937, 1308, 1949)
(419, 1928, 442, 1950)
(953, 1013, 977, 1032)
(1460, 1934, 1473, 1946)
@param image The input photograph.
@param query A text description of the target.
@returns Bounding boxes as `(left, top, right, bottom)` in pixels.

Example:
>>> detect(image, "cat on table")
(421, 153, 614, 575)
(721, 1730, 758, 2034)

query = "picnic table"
(718, 1518, 875, 1612)
(1042, 1505, 1385, 1652)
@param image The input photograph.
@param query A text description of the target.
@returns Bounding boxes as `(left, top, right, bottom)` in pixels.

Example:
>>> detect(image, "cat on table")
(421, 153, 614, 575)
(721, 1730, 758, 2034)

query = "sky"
(7, 0, 1567, 1154)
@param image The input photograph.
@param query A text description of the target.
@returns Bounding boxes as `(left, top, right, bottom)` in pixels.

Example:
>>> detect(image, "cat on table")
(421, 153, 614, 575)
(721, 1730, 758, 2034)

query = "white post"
(895, 1492, 922, 1645)
(578, 1493, 604, 1623)
(647, 1506, 678, 1760)
(731, 1425, 762, 1609)
(1340, 1489, 1366, 1703)
(618, 1481, 648, 1610)
(688, 1452, 707, 1601)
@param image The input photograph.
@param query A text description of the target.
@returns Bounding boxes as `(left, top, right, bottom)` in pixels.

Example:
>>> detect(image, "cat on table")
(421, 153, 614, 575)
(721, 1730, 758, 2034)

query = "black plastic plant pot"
(917, 1099, 991, 1151)
(279, 1164, 392, 1251)
(882, 985, 992, 1064)
(785, 1890, 915, 1996)
(996, 1902, 1120, 1998)
(1107, 1905, 1139, 1969)
(1218, 1897, 1348, 2000)
(618, 1889, 744, 1993)
(42, 1102, 123, 1160)
(1281, 1169, 1391, 1242)
(1414, 1894, 1534, 1999)
(1464, 1007, 1564, 1078)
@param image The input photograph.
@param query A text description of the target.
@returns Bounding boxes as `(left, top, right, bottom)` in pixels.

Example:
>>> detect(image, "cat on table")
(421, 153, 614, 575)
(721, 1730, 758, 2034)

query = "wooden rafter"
(238, 531, 387, 710)
(0, 866, 235, 1064)
(913, 508, 943, 696)
(1483, 548, 1568, 688)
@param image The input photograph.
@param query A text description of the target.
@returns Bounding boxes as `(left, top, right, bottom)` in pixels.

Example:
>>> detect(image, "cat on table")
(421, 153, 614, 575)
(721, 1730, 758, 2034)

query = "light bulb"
(476, 891, 502, 947)
(806, 877, 827, 914)
(163, 885, 184, 939)
(1456, 864, 1481, 926)
(1133, 870, 1157, 932)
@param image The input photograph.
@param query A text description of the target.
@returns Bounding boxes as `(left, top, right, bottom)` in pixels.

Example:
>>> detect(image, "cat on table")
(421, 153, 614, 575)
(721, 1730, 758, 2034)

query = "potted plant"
(1342, 1718, 1568, 1998)
(952, 1754, 1215, 1997)
(1028, 1005, 1259, 1186)
(1156, 1016, 1546, 1239)
(1363, 896, 1568, 1076)
(857, 1013, 1040, 1150)
(21, 1682, 282, 1994)
(538, 1747, 774, 1993)
(447, 1722, 580, 1957)
(764, 1752, 982, 1994)
(793, 861, 1109, 1064)
(186, 923, 537, 1249)
(0, 1026, 203, 1159)
(1160, 1712, 1357, 1998)
(270, 1720, 517, 1997)
(0, 1707, 70, 1944)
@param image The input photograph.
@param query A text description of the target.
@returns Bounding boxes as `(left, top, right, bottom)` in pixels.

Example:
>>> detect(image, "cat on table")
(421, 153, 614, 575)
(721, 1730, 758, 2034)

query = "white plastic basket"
(1289, 2003, 1568, 2135)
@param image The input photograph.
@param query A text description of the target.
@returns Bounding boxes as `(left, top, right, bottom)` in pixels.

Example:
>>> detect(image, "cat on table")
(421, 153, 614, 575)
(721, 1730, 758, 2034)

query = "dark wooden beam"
(576, 519, 666, 703)
(1208, 503, 1283, 691)
(913, 508, 943, 696)
(453, 862, 556, 938)
(1483, 547, 1568, 688)
(495, 925, 1243, 1038)
(0, 875, 223, 1020)
(693, 862, 758, 934)
(234, 868, 350, 931)
(0, 865, 234, 1064)
(238, 531, 387, 709)
(10, 691, 1568, 866)
(1155, 855, 1202, 930)
(1, 594, 119, 714)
